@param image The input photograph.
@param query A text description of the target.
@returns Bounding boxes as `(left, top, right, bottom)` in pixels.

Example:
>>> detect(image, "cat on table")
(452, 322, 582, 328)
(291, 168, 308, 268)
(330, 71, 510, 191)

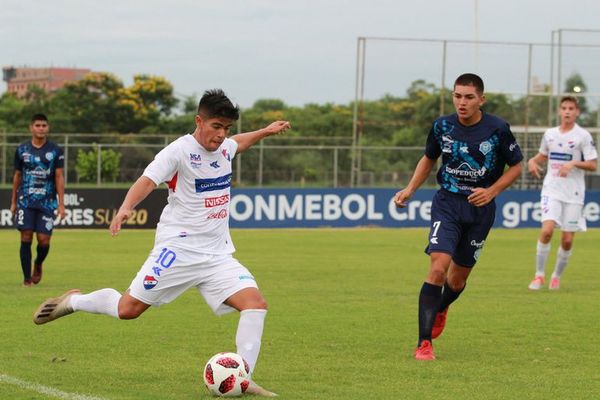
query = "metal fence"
(351, 31, 600, 186)
(2, 130, 599, 190)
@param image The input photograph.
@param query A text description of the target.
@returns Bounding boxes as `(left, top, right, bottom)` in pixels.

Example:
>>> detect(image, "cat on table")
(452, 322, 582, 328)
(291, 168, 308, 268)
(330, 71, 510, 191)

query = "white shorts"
(541, 195, 587, 232)
(128, 245, 258, 315)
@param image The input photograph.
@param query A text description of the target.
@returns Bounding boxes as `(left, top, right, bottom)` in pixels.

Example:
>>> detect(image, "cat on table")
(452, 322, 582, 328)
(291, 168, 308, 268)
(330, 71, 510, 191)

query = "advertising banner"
(1, 188, 599, 229)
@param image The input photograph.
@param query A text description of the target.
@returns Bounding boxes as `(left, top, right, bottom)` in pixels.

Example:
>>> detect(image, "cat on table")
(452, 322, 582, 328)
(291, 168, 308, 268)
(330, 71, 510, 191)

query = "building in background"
(2, 66, 91, 97)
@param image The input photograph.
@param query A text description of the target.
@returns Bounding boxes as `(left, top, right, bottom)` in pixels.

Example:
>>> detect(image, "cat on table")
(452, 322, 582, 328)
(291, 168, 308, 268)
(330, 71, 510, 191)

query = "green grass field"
(1, 228, 599, 400)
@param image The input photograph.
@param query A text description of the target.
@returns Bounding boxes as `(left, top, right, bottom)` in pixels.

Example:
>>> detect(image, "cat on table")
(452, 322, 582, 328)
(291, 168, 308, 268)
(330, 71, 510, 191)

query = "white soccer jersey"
(539, 124, 598, 204)
(143, 134, 238, 254)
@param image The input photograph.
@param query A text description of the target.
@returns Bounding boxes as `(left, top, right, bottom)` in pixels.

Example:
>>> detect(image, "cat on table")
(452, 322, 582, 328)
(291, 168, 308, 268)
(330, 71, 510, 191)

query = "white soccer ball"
(203, 352, 251, 397)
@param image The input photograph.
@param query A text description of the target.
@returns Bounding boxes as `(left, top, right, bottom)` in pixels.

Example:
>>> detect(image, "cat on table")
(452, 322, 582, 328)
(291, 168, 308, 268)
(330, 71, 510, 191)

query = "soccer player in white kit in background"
(33, 89, 290, 397)
(527, 96, 597, 290)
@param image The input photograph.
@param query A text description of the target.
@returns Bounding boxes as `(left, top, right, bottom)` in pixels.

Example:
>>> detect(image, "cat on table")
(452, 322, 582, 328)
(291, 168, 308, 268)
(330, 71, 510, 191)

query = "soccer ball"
(203, 352, 250, 397)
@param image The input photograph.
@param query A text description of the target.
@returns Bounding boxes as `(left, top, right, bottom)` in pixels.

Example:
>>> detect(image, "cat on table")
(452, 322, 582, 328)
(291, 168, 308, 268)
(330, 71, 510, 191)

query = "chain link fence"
(2, 130, 599, 189)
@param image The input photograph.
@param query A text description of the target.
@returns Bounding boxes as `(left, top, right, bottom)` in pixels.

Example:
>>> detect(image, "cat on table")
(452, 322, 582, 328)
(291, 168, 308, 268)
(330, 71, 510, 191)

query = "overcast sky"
(2, 0, 600, 108)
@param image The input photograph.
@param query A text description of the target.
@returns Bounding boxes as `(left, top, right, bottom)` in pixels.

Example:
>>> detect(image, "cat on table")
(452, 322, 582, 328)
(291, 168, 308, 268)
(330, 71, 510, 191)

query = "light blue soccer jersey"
(14, 141, 64, 211)
(425, 111, 523, 195)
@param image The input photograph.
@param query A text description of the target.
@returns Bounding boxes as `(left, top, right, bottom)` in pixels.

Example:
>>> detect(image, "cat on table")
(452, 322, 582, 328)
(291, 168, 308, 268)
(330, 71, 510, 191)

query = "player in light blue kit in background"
(394, 74, 523, 360)
(10, 114, 65, 286)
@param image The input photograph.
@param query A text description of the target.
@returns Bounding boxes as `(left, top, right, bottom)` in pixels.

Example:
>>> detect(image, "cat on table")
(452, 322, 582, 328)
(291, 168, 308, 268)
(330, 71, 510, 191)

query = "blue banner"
(228, 189, 600, 229)
(1, 188, 599, 229)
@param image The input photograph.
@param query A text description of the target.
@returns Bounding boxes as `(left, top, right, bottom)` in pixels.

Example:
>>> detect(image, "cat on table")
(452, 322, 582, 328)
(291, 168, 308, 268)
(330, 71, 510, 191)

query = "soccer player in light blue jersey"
(11, 114, 65, 286)
(394, 74, 523, 360)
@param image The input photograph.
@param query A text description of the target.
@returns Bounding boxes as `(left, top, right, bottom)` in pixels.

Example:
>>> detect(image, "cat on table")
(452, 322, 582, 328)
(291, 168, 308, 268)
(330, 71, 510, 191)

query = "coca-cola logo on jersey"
(205, 194, 230, 208)
(207, 209, 228, 219)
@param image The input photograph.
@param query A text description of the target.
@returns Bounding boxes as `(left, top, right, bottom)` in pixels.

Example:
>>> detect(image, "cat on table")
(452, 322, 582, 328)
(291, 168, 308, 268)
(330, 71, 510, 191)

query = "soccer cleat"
(31, 264, 43, 284)
(549, 277, 560, 290)
(23, 279, 33, 287)
(414, 340, 436, 360)
(431, 307, 449, 339)
(33, 289, 81, 325)
(528, 276, 545, 290)
(245, 380, 278, 397)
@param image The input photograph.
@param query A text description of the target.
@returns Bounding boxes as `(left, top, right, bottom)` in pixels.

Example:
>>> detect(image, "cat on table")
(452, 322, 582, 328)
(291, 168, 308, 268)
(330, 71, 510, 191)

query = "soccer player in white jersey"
(527, 96, 598, 290)
(33, 89, 290, 397)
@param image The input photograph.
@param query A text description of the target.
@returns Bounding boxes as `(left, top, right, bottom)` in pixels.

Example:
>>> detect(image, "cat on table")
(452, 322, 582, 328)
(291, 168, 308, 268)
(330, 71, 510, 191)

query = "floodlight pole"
(549, 30, 556, 127)
(351, 37, 366, 188)
(557, 28, 563, 126)
(236, 115, 242, 186)
(440, 40, 447, 116)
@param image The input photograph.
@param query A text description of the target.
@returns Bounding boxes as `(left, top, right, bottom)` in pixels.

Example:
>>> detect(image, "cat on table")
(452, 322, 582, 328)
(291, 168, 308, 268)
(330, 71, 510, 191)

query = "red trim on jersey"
(167, 173, 178, 191)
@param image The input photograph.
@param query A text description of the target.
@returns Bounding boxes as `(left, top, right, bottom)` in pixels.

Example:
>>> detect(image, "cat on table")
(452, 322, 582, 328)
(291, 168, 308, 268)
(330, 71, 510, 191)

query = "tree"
(48, 72, 178, 133)
(0, 93, 28, 131)
(75, 146, 122, 183)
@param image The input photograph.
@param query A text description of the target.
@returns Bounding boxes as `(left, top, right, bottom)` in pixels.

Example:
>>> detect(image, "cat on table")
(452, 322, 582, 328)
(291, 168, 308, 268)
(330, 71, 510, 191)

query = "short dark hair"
(31, 113, 48, 123)
(197, 89, 240, 120)
(560, 96, 579, 109)
(454, 73, 484, 94)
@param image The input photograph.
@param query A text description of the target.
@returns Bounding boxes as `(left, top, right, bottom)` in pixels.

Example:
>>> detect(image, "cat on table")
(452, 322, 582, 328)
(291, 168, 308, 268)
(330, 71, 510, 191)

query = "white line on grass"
(0, 374, 110, 400)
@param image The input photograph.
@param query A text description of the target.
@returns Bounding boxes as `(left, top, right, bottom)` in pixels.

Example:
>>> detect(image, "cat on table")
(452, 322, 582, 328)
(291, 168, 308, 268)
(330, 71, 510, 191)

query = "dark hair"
(197, 89, 240, 120)
(31, 113, 48, 123)
(560, 96, 579, 109)
(454, 73, 484, 94)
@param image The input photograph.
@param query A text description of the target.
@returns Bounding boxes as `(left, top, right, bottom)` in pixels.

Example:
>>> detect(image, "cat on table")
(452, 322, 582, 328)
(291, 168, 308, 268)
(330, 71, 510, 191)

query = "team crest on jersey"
(143, 275, 158, 290)
(23, 153, 31, 163)
(479, 141, 492, 155)
(45, 152, 54, 161)
(222, 149, 231, 161)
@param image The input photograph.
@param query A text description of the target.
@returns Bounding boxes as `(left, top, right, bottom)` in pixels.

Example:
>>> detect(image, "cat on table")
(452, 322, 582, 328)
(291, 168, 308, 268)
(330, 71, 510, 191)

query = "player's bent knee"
(540, 231, 553, 243)
(239, 297, 268, 311)
(561, 240, 573, 250)
(117, 295, 149, 320)
(253, 298, 268, 310)
(427, 269, 446, 285)
(117, 307, 144, 320)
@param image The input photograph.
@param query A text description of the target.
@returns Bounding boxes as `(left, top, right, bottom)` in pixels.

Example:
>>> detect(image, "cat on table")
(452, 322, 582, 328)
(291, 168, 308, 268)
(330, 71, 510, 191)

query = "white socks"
(535, 241, 551, 277)
(69, 288, 121, 319)
(552, 247, 572, 279)
(236, 309, 267, 374)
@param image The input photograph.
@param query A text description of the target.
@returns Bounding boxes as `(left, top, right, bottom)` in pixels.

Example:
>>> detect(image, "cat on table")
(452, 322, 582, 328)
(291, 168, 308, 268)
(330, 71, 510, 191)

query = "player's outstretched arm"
(232, 121, 291, 154)
(109, 176, 157, 236)
(394, 155, 436, 208)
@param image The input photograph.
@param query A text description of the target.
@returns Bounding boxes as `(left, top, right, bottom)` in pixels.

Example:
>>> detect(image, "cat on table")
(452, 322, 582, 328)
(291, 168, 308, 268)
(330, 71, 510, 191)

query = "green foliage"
(75, 146, 122, 182)
(0, 93, 28, 131)
(0, 72, 178, 134)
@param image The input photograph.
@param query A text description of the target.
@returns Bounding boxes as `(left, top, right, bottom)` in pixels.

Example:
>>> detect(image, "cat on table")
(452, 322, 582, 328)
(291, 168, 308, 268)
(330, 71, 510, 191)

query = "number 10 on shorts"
(152, 248, 177, 276)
